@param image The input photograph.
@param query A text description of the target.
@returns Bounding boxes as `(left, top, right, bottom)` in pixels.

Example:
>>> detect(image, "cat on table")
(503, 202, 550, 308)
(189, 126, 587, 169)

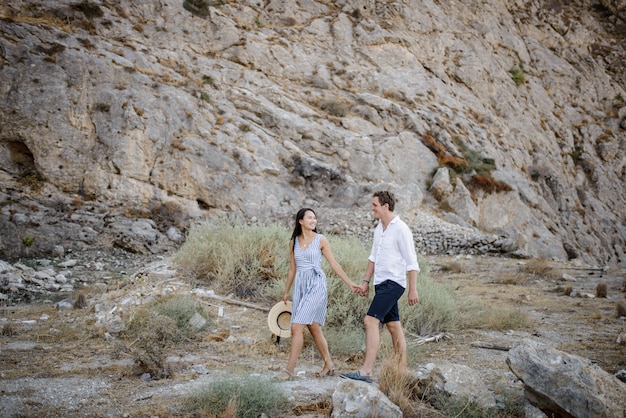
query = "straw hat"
(267, 301, 292, 338)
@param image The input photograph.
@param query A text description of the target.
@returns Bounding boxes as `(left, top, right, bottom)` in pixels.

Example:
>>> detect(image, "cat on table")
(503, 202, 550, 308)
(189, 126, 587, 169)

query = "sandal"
(315, 363, 335, 378)
(278, 368, 296, 381)
(339, 370, 372, 383)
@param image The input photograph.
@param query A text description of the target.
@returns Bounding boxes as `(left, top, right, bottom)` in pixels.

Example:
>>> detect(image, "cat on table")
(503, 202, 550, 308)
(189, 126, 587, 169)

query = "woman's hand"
(357, 282, 369, 297)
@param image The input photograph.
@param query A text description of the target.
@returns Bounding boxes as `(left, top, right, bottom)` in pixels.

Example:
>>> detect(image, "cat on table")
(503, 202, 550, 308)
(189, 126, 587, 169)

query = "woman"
(281, 208, 358, 379)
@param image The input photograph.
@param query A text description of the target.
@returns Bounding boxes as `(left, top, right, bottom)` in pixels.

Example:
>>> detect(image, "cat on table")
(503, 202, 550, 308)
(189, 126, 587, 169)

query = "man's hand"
(357, 282, 369, 297)
(407, 289, 419, 306)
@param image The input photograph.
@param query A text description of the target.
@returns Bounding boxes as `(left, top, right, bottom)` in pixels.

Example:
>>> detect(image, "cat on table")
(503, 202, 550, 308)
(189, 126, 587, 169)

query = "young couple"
(280, 190, 420, 382)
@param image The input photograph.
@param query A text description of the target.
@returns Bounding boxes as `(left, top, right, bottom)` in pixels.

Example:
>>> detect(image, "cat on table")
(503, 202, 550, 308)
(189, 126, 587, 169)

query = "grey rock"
(412, 361, 496, 410)
(331, 379, 402, 418)
(506, 339, 626, 418)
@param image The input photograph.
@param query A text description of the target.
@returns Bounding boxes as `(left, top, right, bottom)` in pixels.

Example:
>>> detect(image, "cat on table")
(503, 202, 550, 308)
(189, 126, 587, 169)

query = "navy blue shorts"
(367, 280, 405, 324)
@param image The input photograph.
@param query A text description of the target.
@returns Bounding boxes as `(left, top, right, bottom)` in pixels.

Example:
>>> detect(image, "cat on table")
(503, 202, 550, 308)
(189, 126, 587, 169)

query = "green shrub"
(151, 295, 210, 337)
(183, 0, 223, 18)
(22, 236, 36, 247)
(184, 376, 287, 417)
(508, 65, 526, 86)
(72, 1, 104, 19)
(122, 295, 210, 376)
(20, 171, 44, 191)
(401, 265, 460, 335)
(174, 222, 290, 302)
(199, 90, 210, 102)
(319, 98, 350, 117)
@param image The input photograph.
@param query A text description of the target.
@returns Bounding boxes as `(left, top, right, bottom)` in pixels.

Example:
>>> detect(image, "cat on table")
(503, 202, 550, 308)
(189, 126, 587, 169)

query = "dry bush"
(175, 222, 290, 302)
(123, 295, 210, 377)
(493, 272, 532, 285)
(521, 258, 553, 276)
(617, 299, 626, 318)
(279, 16, 297, 26)
(404, 271, 460, 335)
(151, 200, 186, 231)
(563, 284, 573, 296)
(439, 154, 468, 171)
(128, 313, 178, 378)
(472, 305, 531, 331)
(468, 174, 512, 194)
(72, 1, 104, 19)
(422, 132, 446, 156)
(383, 88, 406, 102)
(596, 282, 608, 298)
(73, 293, 87, 309)
(318, 98, 351, 117)
(291, 401, 332, 416)
(20, 171, 45, 192)
(2, 322, 16, 336)
(378, 355, 420, 415)
(440, 261, 463, 273)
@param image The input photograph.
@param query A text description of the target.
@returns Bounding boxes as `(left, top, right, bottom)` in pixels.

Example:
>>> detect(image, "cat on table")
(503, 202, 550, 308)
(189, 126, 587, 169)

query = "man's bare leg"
(360, 315, 381, 376)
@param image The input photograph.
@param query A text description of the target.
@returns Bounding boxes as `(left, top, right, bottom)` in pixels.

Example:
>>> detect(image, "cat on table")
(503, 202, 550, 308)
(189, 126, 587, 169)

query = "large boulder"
(506, 339, 626, 418)
(331, 379, 402, 418)
(411, 361, 496, 410)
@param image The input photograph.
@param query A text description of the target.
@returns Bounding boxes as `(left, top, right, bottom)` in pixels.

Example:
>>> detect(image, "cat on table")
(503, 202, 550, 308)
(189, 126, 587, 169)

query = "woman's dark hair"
(373, 190, 396, 211)
(290, 208, 317, 249)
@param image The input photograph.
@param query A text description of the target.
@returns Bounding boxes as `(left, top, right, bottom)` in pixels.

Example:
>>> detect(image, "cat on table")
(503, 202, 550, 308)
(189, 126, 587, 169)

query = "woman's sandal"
(315, 363, 335, 378)
(279, 369, 296, 381)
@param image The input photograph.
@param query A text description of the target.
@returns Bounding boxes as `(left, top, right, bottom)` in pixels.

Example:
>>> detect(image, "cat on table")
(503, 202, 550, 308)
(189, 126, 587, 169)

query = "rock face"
(1, 0, 625, 266)
(506, 339, 626, 418)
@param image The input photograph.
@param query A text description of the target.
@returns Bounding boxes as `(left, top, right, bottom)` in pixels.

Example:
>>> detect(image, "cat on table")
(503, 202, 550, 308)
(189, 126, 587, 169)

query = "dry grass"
(520, 258, 553, 276)
(183, 375, 287, 417)
(440, 261, 463, 273)
(492, 271, 533, 286)
(475, 305, 531, 330)
(378, 355, 422, 416)
(562, 284, 573, 295)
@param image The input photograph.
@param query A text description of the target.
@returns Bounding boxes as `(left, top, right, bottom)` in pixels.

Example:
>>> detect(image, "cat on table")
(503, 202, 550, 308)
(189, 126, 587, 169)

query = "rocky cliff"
(1, 0, 625, 266)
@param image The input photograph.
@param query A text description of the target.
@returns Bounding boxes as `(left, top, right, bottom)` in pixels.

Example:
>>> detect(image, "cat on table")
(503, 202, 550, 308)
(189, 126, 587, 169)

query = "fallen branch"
(409, 332, 453, 345)
(559, 266, 606, 272)
(470, 341, 511, 351)
(193, 289, 270, 312)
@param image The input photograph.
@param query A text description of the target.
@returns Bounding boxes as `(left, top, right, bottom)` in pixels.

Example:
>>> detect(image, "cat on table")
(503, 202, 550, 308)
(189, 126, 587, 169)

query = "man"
(340, 190, 420, 383)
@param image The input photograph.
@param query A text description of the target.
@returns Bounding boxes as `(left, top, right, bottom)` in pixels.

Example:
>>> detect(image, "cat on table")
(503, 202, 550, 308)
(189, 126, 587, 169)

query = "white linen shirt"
(368, 216, 420, 288)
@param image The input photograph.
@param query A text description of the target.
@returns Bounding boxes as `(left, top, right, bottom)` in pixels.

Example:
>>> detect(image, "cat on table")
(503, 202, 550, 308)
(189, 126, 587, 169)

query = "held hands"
(347, 281, 360, 293)
(353, 281, 369, 297)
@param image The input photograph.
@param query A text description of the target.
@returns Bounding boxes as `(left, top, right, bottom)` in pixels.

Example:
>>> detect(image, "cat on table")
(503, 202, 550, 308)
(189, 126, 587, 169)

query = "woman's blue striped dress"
(291, 233, 328, 326)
